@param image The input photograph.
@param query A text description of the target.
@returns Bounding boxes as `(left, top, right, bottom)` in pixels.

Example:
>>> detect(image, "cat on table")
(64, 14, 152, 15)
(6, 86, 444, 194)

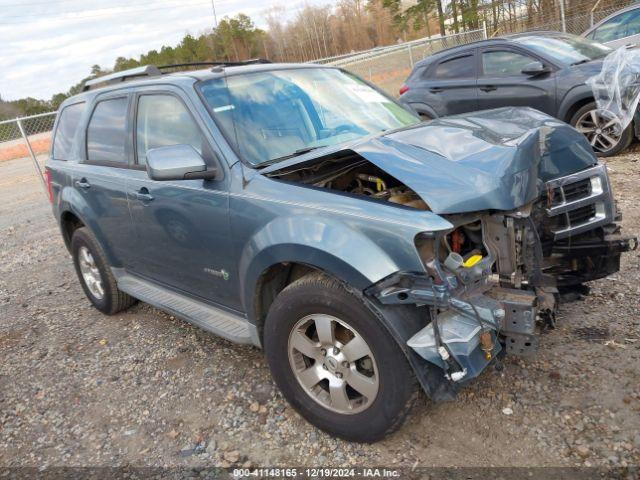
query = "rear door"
(419, 52, 478, 116)
(476, 47, 557, 116)
(125, 87, 240, 310)
(73, 93, 135, 266)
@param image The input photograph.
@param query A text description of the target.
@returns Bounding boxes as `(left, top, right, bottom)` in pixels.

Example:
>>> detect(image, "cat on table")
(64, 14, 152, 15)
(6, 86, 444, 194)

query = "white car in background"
(583, 4, 640, 48)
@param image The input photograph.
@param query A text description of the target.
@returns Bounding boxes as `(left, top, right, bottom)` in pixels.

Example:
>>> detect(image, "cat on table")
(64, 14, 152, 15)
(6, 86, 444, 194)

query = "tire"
(263, 273, 418, 442)
(569, 102, 633, 157)
(71, 227, 136, 315)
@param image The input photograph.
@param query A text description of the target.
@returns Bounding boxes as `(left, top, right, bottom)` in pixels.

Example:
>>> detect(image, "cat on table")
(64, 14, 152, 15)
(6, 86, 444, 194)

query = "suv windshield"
(513, 34, 611, 65)
(198, 67, 419, 166)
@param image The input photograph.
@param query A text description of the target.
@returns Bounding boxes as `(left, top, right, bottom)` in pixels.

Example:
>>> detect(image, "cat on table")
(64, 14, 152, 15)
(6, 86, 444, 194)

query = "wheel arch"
(559, 88, 594, 124)
(60, 210, 85, 251)
(239, 217, 411, 331)
(58, 186, 120, 266)
(245, 247, 380, 340)
(406, 101, 438, 119)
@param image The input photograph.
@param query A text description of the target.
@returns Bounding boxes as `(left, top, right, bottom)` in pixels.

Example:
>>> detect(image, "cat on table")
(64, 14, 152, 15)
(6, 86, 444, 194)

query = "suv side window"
(86, 97, 129, 164)
(135, 94, 205, 166)
(482, 50, 535, 76)
(431, 55, 475, 79)
(53, 102, 85, 160)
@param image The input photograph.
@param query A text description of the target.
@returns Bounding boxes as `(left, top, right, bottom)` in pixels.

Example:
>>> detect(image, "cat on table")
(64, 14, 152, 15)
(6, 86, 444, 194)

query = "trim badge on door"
(204, 267, 230, 281)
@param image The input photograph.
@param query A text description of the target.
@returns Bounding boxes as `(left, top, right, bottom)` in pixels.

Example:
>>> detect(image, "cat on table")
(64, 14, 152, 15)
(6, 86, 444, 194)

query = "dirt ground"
(0, 150, 638, 469)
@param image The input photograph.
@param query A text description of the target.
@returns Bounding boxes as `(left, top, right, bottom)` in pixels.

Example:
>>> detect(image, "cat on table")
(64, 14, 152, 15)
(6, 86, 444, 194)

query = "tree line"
(1, 0, 632, 119)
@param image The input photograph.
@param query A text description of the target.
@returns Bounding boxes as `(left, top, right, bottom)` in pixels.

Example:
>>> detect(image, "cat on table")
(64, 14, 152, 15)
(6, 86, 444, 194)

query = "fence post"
(559, 0, 566, 32)
(590, 0, 602, 27)
(16, 117, 48, 193)
(408, 44, 414, 67)
(482, 20, 488, 39)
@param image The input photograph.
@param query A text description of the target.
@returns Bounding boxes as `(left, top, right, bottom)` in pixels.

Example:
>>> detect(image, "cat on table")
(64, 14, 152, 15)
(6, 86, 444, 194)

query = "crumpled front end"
(263, 106, 636, 396)
(366, 207, 551, 387)
(367, 183, 636, 392)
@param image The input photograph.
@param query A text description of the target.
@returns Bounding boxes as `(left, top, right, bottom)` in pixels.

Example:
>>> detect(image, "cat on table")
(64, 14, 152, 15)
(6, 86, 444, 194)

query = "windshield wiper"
(256, 146, 323, 168)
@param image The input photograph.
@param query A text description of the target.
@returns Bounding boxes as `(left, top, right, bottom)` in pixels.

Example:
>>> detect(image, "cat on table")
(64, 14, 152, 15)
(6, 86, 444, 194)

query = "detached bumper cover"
(367, 269, 539, 384)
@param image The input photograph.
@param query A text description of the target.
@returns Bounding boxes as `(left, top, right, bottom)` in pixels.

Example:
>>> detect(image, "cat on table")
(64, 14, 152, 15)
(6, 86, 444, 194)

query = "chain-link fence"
(318, 29, 487, 96)
(485, 0, 632, 37)
(0, 111, 57, 192)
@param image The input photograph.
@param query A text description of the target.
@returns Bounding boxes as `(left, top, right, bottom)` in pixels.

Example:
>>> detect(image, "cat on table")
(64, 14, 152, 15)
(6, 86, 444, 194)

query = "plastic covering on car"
(587, 46, 640, 130)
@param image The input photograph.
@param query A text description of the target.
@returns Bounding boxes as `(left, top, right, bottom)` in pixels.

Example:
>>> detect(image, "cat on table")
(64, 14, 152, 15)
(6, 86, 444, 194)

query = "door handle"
(75, 178, 91, 190)
(429, 87, 444, 93)
(135, 187, 154, 202)
(479, 85, 497, 92)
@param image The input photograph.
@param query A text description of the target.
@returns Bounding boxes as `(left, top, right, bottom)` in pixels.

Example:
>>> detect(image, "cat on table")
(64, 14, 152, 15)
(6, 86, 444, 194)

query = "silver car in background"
(583, 4, 640, 48)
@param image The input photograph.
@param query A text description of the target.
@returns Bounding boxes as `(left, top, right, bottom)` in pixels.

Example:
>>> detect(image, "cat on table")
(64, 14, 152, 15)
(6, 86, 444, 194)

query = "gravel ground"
(0, 151, 639, 469)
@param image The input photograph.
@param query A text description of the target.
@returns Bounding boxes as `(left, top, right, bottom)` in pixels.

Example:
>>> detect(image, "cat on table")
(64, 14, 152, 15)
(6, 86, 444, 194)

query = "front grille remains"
(544, 164, 614, 240)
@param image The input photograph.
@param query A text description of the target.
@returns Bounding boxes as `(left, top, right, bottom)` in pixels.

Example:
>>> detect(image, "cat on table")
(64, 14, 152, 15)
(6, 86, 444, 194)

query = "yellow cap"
(463, 254, 482, 268)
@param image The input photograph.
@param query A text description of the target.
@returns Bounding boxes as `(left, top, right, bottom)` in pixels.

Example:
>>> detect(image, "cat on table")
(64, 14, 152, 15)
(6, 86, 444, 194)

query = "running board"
(114, 271, 257, 345)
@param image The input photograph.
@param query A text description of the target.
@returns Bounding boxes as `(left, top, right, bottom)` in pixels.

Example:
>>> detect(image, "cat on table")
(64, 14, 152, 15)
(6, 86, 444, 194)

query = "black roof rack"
(82, 65, 161, 91)
(82, 59, 272, 91)
(158, 59, 272, 72)
(207, 58, 272, 71)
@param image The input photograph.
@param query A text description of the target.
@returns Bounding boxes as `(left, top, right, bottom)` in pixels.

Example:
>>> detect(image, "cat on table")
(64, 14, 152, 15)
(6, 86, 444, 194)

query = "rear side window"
(432, 55, 475, 79)
(52, 102, 85, 160)
(135, 94, 205, 166)
(86, 97, 129, 164)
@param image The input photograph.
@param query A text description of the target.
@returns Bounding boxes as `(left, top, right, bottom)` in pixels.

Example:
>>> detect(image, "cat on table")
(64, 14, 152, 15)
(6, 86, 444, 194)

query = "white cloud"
(0, 0, 323, 100)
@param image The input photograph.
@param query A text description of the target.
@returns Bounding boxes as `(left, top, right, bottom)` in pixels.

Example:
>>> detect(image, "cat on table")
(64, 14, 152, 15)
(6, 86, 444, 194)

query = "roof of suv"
(65, 62, 327, 103)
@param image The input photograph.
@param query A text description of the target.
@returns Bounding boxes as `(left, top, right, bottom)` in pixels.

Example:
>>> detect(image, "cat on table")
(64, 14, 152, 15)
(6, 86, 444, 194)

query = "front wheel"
(263, 273, 418, 442)
(570, 102, 633, 157)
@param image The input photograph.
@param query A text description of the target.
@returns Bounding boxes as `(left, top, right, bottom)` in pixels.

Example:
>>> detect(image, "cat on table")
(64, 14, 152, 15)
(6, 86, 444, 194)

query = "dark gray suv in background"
(399, 32, 634, 156)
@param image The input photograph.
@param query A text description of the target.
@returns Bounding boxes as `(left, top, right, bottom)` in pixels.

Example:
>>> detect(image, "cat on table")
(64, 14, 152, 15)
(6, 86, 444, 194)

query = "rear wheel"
(570, 102, 633, 157)
(71, 227, 136, 315)
(263, 273, 418, 442)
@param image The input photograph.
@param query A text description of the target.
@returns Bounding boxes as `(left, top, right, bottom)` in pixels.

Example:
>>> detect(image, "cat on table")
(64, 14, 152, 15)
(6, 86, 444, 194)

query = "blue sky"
(1, 0, 327, 100)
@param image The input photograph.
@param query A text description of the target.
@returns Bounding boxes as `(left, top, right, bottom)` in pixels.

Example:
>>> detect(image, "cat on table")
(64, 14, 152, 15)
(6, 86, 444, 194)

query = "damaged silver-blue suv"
(46, 61, 636, 442)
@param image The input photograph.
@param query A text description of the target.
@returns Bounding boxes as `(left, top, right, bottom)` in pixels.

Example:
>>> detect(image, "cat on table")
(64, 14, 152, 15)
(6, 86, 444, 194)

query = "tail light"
(44, 170, 53, 204)
(399, 84, 409, 95)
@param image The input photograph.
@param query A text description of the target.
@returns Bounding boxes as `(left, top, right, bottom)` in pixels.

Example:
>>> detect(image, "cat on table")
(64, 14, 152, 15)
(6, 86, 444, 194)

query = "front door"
(125, 91, 240, 311)
(476, 48, 557, 116)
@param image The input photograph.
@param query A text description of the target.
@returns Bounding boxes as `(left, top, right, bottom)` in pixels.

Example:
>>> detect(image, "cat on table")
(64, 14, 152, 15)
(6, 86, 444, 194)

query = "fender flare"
(405, 101, 438, 119)
(58, 186, 120, 267)
(239, 216, 410, 322)
(557, 86, 594, 123)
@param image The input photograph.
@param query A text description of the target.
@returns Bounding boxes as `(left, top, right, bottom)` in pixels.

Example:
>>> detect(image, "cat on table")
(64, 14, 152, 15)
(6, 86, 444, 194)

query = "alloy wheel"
(78, 246, 104, 300)
(287, 314, 379, 415)
(575, 109, 623, 154)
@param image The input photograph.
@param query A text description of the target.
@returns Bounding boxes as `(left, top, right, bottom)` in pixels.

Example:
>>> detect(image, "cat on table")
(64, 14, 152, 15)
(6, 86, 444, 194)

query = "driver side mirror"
(521, 61, 551, 76)
(146, 144, 219, 181)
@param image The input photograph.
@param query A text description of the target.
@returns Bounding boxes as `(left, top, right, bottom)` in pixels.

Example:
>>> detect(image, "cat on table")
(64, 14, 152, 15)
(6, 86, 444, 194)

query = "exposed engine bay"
(266, 153, 429, 210)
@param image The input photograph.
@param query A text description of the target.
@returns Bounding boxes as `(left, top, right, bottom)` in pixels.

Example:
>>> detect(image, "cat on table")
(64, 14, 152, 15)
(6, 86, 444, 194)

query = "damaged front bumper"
(367, 265, 542, 385)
